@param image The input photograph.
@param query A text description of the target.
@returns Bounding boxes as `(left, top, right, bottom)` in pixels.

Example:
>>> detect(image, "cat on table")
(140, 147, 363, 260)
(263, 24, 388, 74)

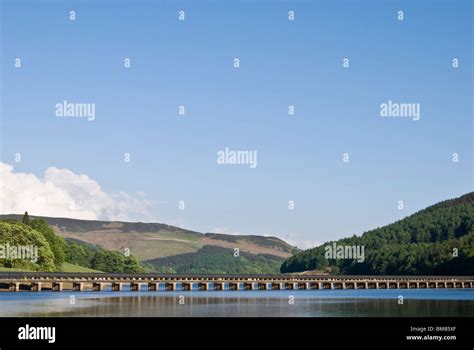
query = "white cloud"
(280, 235, 322, 250)
(0, 162, 153, 222)
(262, 232, 321, 250)
(211, 227, 242, 236)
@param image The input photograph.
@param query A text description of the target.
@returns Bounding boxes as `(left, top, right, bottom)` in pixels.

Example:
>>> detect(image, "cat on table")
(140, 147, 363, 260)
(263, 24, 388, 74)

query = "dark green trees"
(1, 214, 145, 273)
(0, 221, 56, 271)
(26, 218, 66, 269)
(22, 211, 29, 224)
(281, 192, 474, 275)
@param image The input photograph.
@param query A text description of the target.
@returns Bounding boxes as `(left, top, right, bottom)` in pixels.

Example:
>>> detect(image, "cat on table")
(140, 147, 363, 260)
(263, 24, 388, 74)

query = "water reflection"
(1, 290, 473, 317)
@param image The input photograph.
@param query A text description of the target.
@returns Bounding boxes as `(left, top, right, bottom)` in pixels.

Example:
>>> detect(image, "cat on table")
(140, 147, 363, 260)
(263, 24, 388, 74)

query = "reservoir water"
(0, 289, 473, 317)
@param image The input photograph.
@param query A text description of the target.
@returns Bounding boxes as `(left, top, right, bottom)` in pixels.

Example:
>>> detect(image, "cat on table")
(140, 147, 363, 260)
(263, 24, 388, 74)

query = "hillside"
(281, 192, 474, 275)
(61, 262, 102, 273)
(0, 215, 294, 261)
(145, 245, 284, 274)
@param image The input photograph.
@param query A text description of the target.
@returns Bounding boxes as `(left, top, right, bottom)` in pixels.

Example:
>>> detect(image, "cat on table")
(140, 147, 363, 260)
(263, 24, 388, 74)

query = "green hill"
(145, 245, 284, 274)
(281, 192, 474, 275)
(0, 215, 145, 274)
(0, 215, 295, 262)
(0, 214, 295, 274)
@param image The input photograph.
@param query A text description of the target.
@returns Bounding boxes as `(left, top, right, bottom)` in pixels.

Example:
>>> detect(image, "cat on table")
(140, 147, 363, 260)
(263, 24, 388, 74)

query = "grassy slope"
(61, 262, 101, 273)
(129, 230, 203, 260)
(61, 230, 204, 260)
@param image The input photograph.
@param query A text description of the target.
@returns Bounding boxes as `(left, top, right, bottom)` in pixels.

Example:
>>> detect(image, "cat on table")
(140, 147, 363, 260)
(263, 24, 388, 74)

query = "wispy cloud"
(0, 162, 153, 222)
(211, 227, 243, 236)
(279, 235, 322, 250)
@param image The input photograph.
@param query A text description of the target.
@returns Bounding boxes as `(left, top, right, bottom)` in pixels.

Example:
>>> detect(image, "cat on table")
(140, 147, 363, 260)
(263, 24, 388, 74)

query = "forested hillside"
(281, 192, 474, 275)
(145, 245, 284, 274)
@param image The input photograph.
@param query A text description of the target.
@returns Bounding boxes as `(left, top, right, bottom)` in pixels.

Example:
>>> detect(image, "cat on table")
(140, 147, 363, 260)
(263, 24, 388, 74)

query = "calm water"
(0, 289, 473, 317)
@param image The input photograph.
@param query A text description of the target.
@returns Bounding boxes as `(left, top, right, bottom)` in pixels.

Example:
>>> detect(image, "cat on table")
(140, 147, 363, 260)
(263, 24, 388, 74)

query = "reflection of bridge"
(0, 273, 473, 292)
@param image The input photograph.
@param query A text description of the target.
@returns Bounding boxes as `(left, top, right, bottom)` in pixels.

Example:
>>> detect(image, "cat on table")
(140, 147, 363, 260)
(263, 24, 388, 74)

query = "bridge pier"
(73, 282, 84, 291)
(198, 282, 209, 291)
(269, 282, 280, 290)
(111, 282, 123, 291)
(297, 282, 307, 290)
(92, 282, 104, 292)
(130, 283, 142, 291)
(322, 282, 331, 290)
(165, 282, 176, 291)
(52, 282, 63, 292)
(9, 282, 20, 292)
(243, 282, 253, 290)
(229, 282, 240, 291)
(388, 282, 398, 289)
(148, 282, 159, 291)
(31, 282, 42, 292)
(182, 282, 194, 291)
(213, 282, 225, 291)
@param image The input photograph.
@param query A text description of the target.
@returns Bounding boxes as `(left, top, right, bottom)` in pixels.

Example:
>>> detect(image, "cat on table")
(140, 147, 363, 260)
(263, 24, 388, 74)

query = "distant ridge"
(0, 214, 199, 235)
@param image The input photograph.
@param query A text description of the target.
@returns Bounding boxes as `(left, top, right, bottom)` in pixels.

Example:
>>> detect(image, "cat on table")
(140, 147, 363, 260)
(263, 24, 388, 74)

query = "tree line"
(0, 212, 144, 273)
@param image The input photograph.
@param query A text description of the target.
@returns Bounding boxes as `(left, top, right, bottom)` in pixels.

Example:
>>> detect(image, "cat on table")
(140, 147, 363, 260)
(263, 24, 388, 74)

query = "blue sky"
(1, 0, 472, 248)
